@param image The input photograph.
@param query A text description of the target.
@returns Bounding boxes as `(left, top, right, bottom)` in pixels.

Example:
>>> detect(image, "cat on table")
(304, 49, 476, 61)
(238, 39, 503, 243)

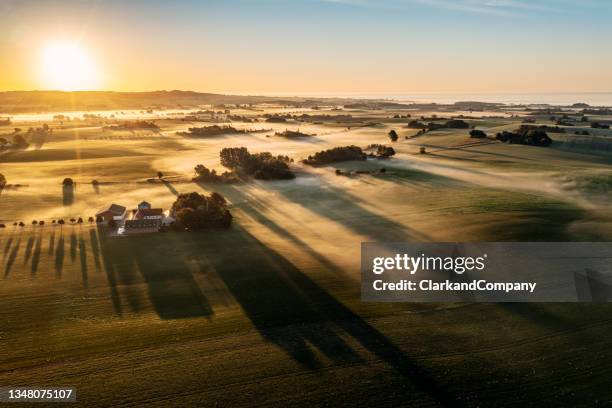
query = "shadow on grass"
(70, 232, 77, 262)
(89, 229, 102, 272)
(79, 236, 88, 288)
(272, 179, 430, 242)
(55, 234, 65, 277)
(48, 231, 55, 255)
(3, 236, 14, 258)
(96, 227, 212, 319)
(4, 238, 21, 278)
(162, 179, 179, 196)
(23, 235, 35, 264)
(198, 225, 460, 407)
(30, 234, 42, 276)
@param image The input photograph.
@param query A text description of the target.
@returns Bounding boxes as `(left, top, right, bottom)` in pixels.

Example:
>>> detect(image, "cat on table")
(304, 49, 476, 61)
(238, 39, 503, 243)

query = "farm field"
(1, 102, 612, 406)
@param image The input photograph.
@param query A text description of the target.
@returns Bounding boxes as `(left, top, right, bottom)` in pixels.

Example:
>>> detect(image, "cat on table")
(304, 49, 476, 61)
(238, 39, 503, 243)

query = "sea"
(247, 92, 612, 107)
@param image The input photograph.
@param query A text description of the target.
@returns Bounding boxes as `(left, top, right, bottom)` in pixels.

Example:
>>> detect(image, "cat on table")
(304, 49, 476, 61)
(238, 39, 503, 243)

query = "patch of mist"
(390, 155, 600, 209)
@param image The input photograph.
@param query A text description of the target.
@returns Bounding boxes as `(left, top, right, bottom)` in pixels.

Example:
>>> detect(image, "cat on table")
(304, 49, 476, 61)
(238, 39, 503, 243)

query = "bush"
(444, 119, 470, 129)
(304, 146, 367, 165)
(172, 192, 232, 229)
(469, 130, 487, 138)
(407, 120, 426, 129)
(388, 130, 399, 142)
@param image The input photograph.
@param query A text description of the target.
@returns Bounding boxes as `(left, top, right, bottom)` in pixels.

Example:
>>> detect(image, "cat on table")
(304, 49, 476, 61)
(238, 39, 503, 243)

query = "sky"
(1, 0, 612, 94)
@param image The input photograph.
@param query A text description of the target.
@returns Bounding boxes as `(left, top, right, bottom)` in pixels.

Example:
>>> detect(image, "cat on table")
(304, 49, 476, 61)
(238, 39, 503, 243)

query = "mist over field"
(2, 0, 612, 406)
(1, 91, 612, 406)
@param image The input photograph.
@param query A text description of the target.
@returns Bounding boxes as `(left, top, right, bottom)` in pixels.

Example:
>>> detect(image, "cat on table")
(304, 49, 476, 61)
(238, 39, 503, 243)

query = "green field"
(1, 104, 612, 406)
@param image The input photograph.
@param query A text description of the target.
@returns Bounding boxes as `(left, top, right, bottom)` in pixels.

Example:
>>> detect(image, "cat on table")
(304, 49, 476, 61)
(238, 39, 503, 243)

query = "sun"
(40, 42, 101, 91)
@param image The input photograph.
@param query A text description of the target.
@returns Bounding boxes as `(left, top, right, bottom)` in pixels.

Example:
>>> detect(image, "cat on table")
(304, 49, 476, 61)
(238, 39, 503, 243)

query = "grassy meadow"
(1, 102, 612, 406)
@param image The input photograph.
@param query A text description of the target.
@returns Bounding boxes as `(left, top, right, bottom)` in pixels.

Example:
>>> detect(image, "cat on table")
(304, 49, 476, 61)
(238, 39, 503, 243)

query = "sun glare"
(40, 43, 100, 91)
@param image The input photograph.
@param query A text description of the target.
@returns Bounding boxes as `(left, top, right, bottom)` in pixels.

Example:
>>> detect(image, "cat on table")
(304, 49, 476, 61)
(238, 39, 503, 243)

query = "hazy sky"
(1, 0, 611, 94)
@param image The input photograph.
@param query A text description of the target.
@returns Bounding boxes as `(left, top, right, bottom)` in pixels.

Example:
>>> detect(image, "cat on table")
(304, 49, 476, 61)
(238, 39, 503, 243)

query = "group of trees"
(0, 134, 29, 151)
(303, 146, 367, 165)
(1, 217, 100, 229)
(219, 147, 295, 180)
(496, 129, 552, 147)
(274, 129, 315, 138)
(172, 192, 232, 230)
(518, 124, 564, 134)
(177, 125, 249, 138)
(366, 144, 396, 158)
(407, 119, 469, 131)
(193, 164, 238, 183)
(104, 120, 159, 131)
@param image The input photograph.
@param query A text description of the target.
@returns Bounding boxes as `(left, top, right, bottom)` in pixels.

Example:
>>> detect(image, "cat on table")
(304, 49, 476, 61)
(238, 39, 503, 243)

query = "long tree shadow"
(162, 179, 179, 196)
(269, 179, 430, 242)
(70, 232, 78, 262)
(55, 234, 65, 277)
(96, 228, 212, 319)
(79, 236, 88, 288)
(198, 226, 460, 407)
(3, 236, 14, 258)
(48, 231, 56, 256)
(62, 184, 75, 206)
(30, 234, 42, 276)
(89, 229, 102, 272)
(23, 235, 35, 264)
(4, 238, 21, 278)
(196, 181, 345, 276)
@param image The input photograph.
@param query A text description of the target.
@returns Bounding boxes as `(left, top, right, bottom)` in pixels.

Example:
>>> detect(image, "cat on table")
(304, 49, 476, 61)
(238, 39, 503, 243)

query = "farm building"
(133, 208, 163, 220)
(96, 204, 127, 224)
(124, 218, 162, 234)
(138, 201, 151, 210)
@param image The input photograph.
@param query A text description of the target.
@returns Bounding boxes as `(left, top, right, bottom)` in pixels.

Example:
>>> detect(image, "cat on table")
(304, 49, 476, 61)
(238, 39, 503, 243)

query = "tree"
(77, 217, 84, 224)
(39, 220, 45, 226)
(0, 173, 6, 190)
(210, 192, 227, 206)
(12, 134, 28, 148)
(388, 129, 399, 142)
(172, 192, 232, 229)
(58, 219, 65, 225)
(18, 222, 25, 227)
(32, 220, 38, 225)
(88, 216, 95, 223)
(469, 130, 487, 138)
(62, 178, 74, 186)
(157, 171, 164, 179)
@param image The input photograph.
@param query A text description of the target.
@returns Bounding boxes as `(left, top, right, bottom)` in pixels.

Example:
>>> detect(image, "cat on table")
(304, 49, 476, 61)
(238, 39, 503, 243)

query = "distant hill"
(0, 90, 333, 113)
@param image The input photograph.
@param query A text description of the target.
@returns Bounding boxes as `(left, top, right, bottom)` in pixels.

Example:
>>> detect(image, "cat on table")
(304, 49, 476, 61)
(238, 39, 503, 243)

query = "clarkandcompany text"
(373, 279, 537, 293)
